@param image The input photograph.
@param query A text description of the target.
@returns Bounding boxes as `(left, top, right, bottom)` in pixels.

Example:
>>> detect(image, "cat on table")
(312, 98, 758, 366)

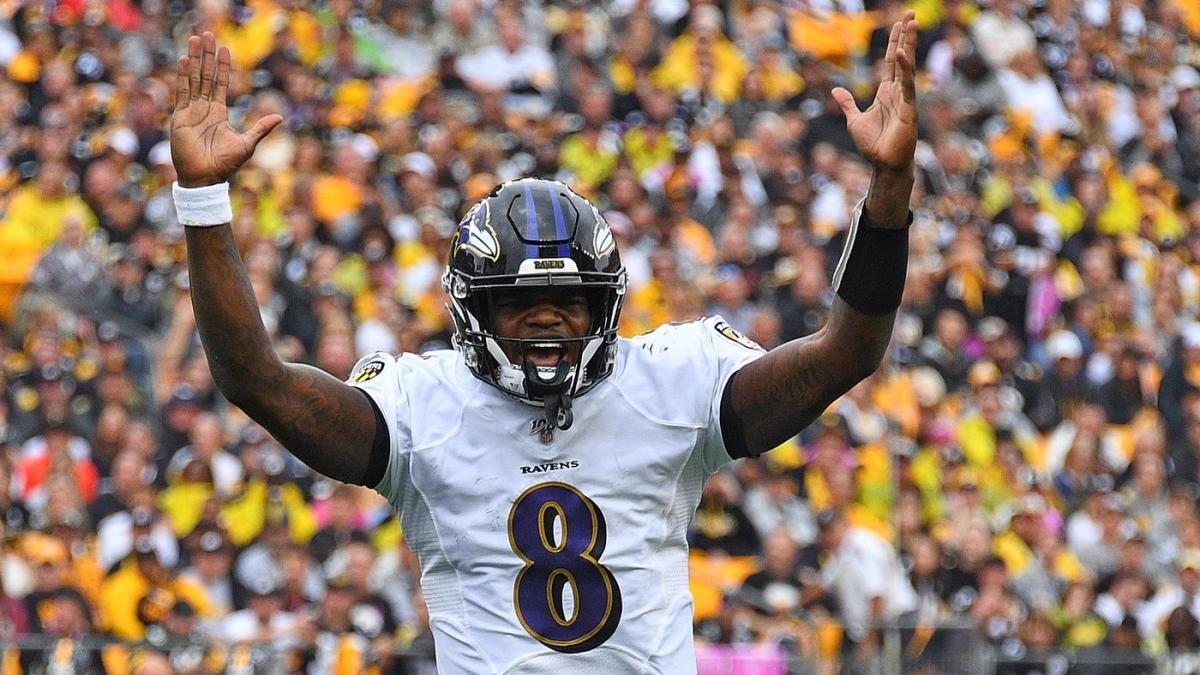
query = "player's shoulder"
(347, 349, 465, 394)
(622, 315, 764, 359)
(623, 316, 704, 355)
(613, 315, 763, 426)
(348, 349, 471, 450)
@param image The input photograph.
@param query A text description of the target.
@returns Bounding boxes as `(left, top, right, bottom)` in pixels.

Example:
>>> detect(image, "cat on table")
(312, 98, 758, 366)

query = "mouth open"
(526, 342, 567, 368)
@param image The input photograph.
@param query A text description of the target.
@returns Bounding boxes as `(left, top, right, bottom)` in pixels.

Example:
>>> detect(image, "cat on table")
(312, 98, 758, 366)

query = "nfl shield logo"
(529, 419, 554, 444)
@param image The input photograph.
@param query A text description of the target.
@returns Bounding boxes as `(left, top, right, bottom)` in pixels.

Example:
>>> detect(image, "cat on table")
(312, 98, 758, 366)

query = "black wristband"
(831, 205, 912, 316)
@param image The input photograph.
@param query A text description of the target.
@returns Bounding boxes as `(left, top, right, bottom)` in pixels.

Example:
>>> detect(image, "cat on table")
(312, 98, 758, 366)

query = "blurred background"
(0, 0, 1199, 673)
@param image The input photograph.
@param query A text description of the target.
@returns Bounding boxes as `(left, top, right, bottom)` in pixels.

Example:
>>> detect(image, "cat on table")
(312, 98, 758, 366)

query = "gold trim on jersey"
(538, 501, 568, 554)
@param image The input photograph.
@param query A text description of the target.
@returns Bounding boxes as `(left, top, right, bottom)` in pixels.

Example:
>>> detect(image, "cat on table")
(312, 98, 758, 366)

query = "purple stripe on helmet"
(522, 182, 539, 259)
(546, 182, 571, 257)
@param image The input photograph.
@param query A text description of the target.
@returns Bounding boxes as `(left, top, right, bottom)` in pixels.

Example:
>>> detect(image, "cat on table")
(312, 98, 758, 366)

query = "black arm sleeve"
(354, 389, 391, 487)
(721, 374, 753, 459)
(831, 207, 912, 316)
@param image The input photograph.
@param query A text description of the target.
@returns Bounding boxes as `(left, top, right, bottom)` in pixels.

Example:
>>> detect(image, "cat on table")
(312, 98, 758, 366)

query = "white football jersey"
(349, 316, 765, 673)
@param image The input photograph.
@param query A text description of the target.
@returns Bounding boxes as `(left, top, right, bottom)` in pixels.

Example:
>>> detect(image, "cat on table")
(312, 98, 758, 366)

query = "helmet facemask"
(445, 271, 625, 431)
(443, 178, 626, 432)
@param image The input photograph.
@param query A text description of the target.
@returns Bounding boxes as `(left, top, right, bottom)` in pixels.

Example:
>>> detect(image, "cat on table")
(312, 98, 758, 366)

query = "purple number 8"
(508, 481, 622, 652)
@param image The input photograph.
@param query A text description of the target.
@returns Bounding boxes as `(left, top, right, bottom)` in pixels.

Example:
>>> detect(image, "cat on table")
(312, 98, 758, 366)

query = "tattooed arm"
(173, 33, 379, 484)
(725, 14, 920, 456)
(186, 226, 378, 483)
(728, 297, 896, 456)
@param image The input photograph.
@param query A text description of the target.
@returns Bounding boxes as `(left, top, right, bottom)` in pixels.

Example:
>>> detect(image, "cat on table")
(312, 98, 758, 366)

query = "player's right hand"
(830, 11, 918, 173)
(170, 32, 281, 188)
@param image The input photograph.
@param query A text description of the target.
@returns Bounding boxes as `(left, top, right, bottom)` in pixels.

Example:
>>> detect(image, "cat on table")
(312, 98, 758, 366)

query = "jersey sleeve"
(697, 316, 767, 472)
(346, 352, 412, 505)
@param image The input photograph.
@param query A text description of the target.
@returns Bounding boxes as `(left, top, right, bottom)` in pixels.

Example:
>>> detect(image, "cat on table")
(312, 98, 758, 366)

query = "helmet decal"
(517, 258, 579, 274)
(593, 219, 614, 259)
(456, 201, 500, 262)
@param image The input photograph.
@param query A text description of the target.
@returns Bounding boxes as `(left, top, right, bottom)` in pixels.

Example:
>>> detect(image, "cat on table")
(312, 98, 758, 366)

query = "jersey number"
(508, 482, 622, 653)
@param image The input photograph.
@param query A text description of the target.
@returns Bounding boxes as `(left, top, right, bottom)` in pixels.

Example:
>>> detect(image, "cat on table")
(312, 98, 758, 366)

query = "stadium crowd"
(1, 0, 1199, 672)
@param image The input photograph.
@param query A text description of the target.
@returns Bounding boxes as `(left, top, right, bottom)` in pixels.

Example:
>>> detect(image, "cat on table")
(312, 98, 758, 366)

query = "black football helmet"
(442, 178, 626, 430)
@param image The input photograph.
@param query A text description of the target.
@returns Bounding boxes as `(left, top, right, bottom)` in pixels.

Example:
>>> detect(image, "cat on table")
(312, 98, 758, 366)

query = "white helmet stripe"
(484, 336, 513, 369)
(463, 304, 482, 332)
(578, 336, 603, 378)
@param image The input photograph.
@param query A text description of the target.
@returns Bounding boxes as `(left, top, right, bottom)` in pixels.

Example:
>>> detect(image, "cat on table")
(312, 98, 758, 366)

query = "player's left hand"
(831, 12, 918, 172)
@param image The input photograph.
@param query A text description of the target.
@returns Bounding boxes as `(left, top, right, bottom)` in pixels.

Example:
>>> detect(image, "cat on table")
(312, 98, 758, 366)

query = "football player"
(170, 13, 919, 672)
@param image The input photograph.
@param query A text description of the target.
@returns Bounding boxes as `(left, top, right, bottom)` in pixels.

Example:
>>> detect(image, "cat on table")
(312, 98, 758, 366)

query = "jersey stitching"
(620, 318, 713, 670)
(706, 359, 759, 470)
(410, 365, 470, 453)
(406, 455, 500, 673)
(701, 318, 764, 472)
(349, 362, 405, 497)
(644, 592, 699, 673)
(400, 358, 498, 671)
(641, 432, 703, 669)
(702, 321, 724, 473)
(611, 381, 706, 430)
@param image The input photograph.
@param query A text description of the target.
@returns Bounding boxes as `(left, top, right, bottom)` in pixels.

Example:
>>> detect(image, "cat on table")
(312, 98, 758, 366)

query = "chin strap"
(543, 392, 574, 430)
(522, 360, 575, 431)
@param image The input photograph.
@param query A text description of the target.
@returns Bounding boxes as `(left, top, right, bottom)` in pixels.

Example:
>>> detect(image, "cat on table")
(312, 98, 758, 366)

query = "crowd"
(0, 0, 1199, 672)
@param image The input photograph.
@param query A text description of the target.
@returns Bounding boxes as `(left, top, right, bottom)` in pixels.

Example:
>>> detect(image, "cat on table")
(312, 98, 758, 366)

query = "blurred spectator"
(219, 574, 302, 649)
(164, 413, 242, 497)
(103, 248, 163, 332)
(96, 504, 178, 574)
(178, 529, 235, 617)
(308, 482, 366, 564)
(456, 9, 556, 100)
(25, 215, 109, 311)
(1032, 329, 1092, 430)
(743, 465, 817, 547)
(97, 535, 211, 641)
(653, 5, 748, 104)
(740, 525, 820, 605)
(15, 419, 97, 513)
(690, 473, 761, 557)
(1100, 346, 1154, 425)
(918, 309, 971, 391)
(87, 450, 146, 525)
(816, 509, 917, 649)
(19, 533, 79, 633)
(970, 0, 1037, 72)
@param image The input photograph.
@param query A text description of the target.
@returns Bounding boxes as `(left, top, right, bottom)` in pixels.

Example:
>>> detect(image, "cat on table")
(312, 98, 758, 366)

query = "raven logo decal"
(714, 320, 764, 351)
(592, 210, 615, 258)
(457, 202, 500, 262)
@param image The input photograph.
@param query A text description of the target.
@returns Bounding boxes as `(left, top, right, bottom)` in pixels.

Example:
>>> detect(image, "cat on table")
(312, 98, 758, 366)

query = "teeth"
(531, 342, 563, 349)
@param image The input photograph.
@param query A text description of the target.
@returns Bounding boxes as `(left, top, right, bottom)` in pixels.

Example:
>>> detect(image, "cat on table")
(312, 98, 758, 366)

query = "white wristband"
(172, 182, 233, 227)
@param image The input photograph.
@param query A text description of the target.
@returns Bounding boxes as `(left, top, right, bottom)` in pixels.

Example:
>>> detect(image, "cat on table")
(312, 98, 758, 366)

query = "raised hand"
(830, 12, 918, 172)
(171, 32, 281, 188)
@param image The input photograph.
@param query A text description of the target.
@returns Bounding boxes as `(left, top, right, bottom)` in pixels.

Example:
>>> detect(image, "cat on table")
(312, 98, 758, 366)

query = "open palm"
(831, 13, 918, 171)
(171, 32, 281, 188)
